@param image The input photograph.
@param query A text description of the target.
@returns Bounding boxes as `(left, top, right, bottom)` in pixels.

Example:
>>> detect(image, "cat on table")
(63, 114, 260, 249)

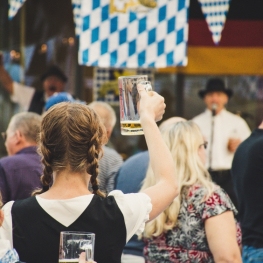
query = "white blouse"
(0, 190, 152, 250)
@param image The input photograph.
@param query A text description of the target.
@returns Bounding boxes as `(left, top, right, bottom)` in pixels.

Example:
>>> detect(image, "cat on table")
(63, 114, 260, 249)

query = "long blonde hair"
(141, 121, 215, 238)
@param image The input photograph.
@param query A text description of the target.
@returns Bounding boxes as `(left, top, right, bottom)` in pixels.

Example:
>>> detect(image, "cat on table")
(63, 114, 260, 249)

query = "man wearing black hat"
(192, 78, 250, 209)
(0, 54, 67, 114)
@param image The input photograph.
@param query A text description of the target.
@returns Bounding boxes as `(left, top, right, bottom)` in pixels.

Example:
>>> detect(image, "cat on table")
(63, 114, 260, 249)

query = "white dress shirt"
(10, 82, 35, 112)
(10, 82, 48, 112)
(193, 108, 251, 170)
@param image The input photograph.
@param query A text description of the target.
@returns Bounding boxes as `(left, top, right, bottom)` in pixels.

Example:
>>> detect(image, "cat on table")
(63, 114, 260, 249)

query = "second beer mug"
(118, 75, 152, 135)
(59, 231, 95, 262)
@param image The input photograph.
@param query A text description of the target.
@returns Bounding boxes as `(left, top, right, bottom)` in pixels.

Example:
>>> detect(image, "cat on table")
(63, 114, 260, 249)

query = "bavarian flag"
(78, 0, 189, 68)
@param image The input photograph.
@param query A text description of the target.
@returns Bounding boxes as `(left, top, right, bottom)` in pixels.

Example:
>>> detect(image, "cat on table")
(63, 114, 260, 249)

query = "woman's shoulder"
(187, 184, 237, 219)
(108, 190, 152, 241)
(186, 184, 208, 202)
(108, 190, 151, 208)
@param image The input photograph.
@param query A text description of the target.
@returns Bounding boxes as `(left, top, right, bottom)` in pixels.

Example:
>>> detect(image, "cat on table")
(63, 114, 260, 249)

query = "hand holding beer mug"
(59, 231, 95, 263)
(137, 82, 165, 124)
(227, 129, 241, 153)
(119, 75, 153, 135)
(79, 252, 96, 263)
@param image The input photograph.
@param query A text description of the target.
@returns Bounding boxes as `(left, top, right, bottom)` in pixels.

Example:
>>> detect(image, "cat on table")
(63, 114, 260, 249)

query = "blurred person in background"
(232, 119, 263, 262)
(192, 78, 251, 211)
(88, 101, 123, 194)
(44, 92, 76, 111)
(0, 53, 67, 114)
(0, 112, 42, 204)
(115, 117, 186, 263)
(141, 121, 242, 263)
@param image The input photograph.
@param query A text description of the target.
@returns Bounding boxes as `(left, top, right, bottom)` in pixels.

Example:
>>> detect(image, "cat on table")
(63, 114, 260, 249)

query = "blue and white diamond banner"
(78, 0, 189, 68)
(8, 0, 26, 20)
(198, 0, 231, 45)
(71, 0, 82, 37)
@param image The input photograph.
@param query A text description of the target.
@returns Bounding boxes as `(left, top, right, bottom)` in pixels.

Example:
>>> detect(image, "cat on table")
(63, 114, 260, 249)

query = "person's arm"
(205, 211, 242, 263)
(0, 201, 14, 244)
(239, 118, 251, 141)
(0, 164, 10, 205)
(0, 53, 14, 94)
(227, 138, 241, 153)
(228, 118, 251, 153)
(0, 53, 36, 112)
(138, 86, 178, 221)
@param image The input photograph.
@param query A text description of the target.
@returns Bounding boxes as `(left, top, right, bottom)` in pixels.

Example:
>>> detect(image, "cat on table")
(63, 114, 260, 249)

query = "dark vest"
(28, 90, 45, 114)
(12, 195, 126, 263)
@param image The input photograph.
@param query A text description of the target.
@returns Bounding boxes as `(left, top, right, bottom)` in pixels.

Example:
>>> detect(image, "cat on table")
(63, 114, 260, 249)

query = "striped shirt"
(97, 146, 123, 194)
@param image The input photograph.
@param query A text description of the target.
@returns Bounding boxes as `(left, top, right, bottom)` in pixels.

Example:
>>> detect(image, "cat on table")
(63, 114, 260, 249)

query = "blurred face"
(4, 125, 18, 156)
(42, 75, 66, 97)
(204, 92, 228, 113)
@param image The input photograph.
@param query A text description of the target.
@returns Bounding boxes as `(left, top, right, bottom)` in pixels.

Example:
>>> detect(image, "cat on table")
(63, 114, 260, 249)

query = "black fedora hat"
(40, 65, 68, 82)
(198, 78, 233, 99)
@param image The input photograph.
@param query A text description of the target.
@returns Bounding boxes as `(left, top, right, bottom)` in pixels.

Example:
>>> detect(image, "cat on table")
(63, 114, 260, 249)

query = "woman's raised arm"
(137, 85, 178, 221)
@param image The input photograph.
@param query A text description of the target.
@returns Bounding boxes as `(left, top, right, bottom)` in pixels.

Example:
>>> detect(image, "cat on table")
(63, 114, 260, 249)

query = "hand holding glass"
(227, 129, 241, 152)
(59, 231, 95, 263)
(118, 75, 152, 135)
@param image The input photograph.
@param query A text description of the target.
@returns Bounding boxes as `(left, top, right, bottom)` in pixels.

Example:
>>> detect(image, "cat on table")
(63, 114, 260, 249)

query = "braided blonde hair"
(32, 102, 107, 197)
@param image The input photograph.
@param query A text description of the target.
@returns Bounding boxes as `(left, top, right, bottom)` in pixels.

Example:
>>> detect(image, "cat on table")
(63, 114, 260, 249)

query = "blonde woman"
(0, 86, 178, 263)
(141, 121, 242, 263)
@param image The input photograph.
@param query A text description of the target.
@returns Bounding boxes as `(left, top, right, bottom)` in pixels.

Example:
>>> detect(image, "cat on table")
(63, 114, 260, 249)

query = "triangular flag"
(71, 0, 82, 37)
(198, 0, 231, 45)
(8, 0, 26, 20)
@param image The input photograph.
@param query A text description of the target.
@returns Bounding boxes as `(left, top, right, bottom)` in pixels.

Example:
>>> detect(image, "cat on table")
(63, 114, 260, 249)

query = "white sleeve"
(108, 190, 152, 242)
(0, 201, 14, 248)
(10, 82, 35, 111)
(237, 117, 251, 141)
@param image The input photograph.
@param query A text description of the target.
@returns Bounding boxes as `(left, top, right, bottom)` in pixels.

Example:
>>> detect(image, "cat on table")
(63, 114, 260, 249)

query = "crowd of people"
(0, 59, 261, 263)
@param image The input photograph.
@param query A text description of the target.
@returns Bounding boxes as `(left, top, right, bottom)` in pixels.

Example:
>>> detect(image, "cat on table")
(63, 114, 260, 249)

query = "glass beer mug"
(59, 231, 95, 263)
(118, 75, 152, 135)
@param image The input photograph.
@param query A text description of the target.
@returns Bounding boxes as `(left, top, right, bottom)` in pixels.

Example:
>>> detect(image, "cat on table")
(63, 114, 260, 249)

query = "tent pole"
(20, 4, 26, 84)
(175, 71, 185, 117)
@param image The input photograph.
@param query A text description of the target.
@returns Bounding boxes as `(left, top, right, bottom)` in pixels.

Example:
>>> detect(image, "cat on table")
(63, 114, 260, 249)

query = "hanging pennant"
(78, 0, 189, 68)
(8, 0, 26, 20)
(198, 0, 231, 45)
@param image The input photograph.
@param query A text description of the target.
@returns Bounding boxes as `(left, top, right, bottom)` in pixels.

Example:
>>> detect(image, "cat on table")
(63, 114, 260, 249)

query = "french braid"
(32, 136, 54, 195)
(88, 137, 105, 197)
